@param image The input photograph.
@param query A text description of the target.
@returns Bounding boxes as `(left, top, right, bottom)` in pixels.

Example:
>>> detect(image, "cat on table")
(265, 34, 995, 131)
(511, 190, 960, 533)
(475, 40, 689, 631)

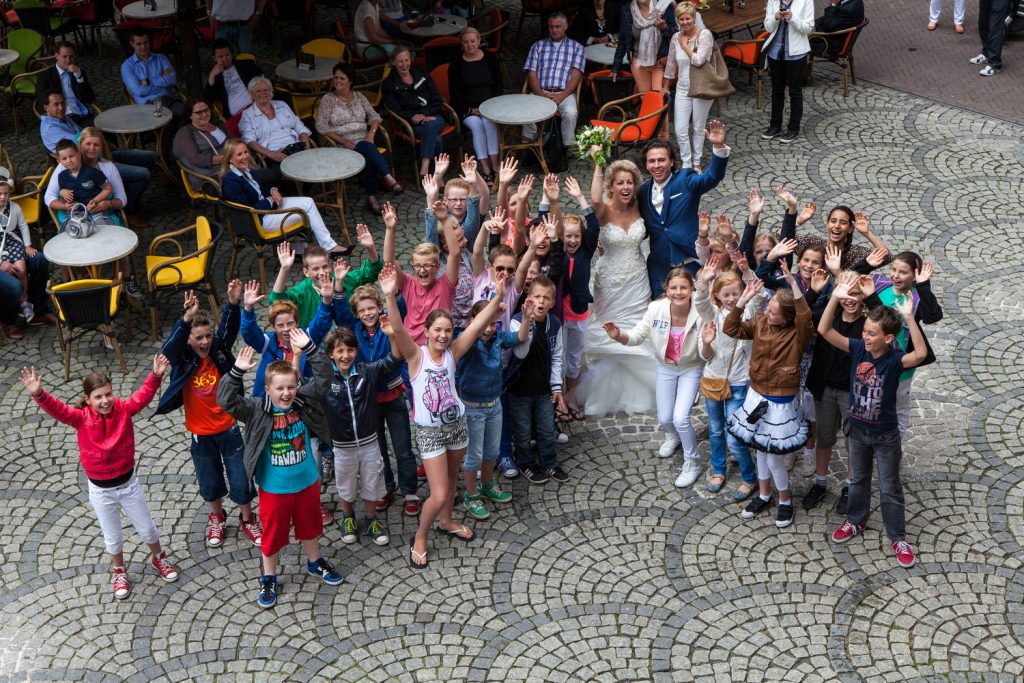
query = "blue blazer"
(221, 169, 273, 211)
(639, 151, 729, 297)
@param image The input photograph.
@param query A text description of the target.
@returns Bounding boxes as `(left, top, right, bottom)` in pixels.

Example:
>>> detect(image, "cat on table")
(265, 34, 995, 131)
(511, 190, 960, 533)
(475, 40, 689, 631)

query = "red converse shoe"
(831, 520, 866, 544)
(112, 567, 130, 599)
(320, 503, 333, 525)
(404, 495, 421, 517)
(151, 552, 179, 582)
(416, 463, 426, 479)
(375, 491, 394, 512)
(240, 515, 263, 547)
(891, 540, 916, 568)
(206, 512, 226, 547)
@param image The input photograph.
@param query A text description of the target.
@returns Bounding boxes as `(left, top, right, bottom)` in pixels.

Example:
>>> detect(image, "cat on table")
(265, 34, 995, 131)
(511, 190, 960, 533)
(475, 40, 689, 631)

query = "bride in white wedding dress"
(576, 155, 657, 416)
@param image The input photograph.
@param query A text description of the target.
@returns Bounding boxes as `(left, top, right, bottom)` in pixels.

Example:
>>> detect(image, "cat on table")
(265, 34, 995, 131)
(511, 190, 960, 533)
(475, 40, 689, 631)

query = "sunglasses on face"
(493, 265, 514, 274)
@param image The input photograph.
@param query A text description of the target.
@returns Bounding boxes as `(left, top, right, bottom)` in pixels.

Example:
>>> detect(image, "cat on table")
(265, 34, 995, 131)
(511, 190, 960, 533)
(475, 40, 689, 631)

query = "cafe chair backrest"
(50, 277, 120, 328)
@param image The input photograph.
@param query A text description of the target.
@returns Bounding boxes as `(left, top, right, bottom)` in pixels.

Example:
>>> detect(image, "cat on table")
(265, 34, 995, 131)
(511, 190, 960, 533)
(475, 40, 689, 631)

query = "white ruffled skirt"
(726, 387, 809, 454)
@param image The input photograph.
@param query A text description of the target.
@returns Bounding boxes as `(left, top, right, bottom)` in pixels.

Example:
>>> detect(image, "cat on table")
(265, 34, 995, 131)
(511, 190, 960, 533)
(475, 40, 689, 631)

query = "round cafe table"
(275, 56, 336, 84)
(44, 224, 140, 279)
(121, 0, 176, 19)
(584, 42, 628, 67)
(95, 104, 175, 183)
(280, 148, 365, 245)
(401, 14, 466, 38)
(0, 49, 18, 70)
(479, 94, 558, 176)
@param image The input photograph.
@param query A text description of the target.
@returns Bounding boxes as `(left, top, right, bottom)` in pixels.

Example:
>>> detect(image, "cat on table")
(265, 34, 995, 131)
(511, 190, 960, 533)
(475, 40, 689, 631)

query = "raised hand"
(564, 175, 583, 199)
(289, 327, 310, 354)
(19, 367, 42, 397)
(315, 272, 334, 299)
(182, 290, 200, 322)
(234, 346, 257, 371)
(498, 156, 518, 185)
(698, 210, 711, 238)
(542, 213, 558, 241)
(421, 173, 437, 198)
(356, 223, 374, 250)
(733, 250, 751, 274)
(378, 262, 398, 296)
(460, 154, 477, 184)
(810, 268, 830, 293)
(894, 293, 914, 320)
(701, 321, 716, 347)
(853, 211, 871, 235)
(797, 200, 817, 225)
(227, 279, 242, 305)
(775, 186, 797, 210)
(333, 256, 351, 284)
(856, 274, 875, 297)
(778, 258, 795, 281)
(705, 119, 726, 147)
(516, 174, 535, 201)
(521, 297, 536, 322)
(493, 271, 507, 299)
(153, 354, 171, 377)
(382, 202, 398, 231)
(431, 199, 448, 222)
(915, 261, 934, 284)
(747, 188, 765, 216)
(530, 222, 548, 247)
(865, 246, 889, 267)
(379, 311, 394, 335)
(543, 173, 560, 202)
(434, 152, 450, 178)
(825, 245, 842, 275)
(277, 241, 295, 270)
(699, 254, 721, 284)
(588, 143, 603, 162)
(768, 238, 798, 261)
(715, 213, 734, 240)
(242, 280, 263, 309)
(602, 321, 621, 340)
(738, 278, 764, 306)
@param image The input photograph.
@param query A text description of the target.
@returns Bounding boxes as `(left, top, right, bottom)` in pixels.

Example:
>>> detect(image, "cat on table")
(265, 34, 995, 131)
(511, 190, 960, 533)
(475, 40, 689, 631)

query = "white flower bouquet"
(574, 125, 615, 166)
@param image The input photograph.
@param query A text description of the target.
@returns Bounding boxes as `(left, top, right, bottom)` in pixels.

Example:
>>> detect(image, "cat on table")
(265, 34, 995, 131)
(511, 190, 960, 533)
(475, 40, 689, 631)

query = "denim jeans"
(498, 392, 514, 462)
(979, 0, 1011, 69)
(112, 150, 155, 214)
(215, 24, 253, 56)
(412, 117, 446, 160)
(706, 384, 756, 484)
(464, 401, 502, 472)
(354, 139, 392, 196)
(508, 393, 557, 471)
(377, 394, 417, 495)
(190, 425, 255, 505)
(846, 424, 906, 541)
(768, 54, 808, 131)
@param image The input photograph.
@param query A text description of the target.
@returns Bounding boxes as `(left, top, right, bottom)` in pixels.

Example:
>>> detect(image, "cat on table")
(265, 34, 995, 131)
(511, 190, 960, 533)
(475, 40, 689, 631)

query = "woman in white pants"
(664, 2, 715, 170)
(928, 0, 966, 32)
(220, 139, 352, 256)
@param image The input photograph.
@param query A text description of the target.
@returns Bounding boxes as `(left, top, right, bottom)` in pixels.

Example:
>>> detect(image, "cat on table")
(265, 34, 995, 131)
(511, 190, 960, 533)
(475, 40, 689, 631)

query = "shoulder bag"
(688, 34, 736, 100)
(700, 334, 738, 401)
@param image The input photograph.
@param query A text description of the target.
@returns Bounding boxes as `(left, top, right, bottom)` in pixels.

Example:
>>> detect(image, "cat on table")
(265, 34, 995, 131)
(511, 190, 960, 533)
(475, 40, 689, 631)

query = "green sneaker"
(365, 517, 389, 546)
(463, 493, 490, 520)
(340, 513, 358, 544)
(479, 481, 512, 504)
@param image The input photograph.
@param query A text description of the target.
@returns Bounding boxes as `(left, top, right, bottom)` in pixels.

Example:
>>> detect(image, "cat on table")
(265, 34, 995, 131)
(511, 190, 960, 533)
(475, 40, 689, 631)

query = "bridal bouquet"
(574, 125, 614, 167)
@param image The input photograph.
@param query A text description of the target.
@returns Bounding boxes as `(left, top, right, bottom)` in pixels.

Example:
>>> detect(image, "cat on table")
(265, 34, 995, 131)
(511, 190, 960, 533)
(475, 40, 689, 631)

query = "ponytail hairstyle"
(663, 267, 695, 295)
(891, 250, 922, 273)
(76, 371, 113, 408)
(827, 205, 856, 252)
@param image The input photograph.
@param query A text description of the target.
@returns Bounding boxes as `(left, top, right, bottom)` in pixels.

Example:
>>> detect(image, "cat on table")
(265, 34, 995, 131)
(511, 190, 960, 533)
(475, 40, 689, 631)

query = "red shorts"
(258, 482, 323, 557)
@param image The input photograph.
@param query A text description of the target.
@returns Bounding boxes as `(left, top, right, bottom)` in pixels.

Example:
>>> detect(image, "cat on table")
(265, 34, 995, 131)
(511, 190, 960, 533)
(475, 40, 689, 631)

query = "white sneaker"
(968, 53, 988, 64)
(658, 434, 681, 458)
(556, 430, 569, 444)
(674, 458, 703, 488)
(782, 452, 797, 471)
(801, 453, 816, 477)
(979, 65, 1002, 76)
(19, 301, 34, 322)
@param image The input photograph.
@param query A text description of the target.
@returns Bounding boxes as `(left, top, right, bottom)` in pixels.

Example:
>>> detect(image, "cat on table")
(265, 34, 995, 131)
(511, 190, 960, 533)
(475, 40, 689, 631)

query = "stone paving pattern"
(1, 2, 1024, 681)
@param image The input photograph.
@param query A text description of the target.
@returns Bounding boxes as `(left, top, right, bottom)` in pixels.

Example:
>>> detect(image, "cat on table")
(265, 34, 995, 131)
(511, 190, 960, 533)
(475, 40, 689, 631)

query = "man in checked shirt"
(522, 13, 586, 148)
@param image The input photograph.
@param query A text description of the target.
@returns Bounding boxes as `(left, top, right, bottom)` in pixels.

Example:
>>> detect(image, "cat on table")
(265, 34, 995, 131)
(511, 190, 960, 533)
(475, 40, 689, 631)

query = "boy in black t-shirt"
(54, 138, 113, 212)
(817, 273, 928, 568)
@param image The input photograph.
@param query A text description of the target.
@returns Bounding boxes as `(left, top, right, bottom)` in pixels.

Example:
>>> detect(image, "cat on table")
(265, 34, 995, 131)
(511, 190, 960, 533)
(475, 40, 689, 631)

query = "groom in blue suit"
(638, 120, 731, 297)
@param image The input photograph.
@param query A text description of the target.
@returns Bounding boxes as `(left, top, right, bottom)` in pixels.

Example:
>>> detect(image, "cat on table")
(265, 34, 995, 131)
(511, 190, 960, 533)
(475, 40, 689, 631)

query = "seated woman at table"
(448, 27, 503, 183)
(382, 44, 446, 178)
(238, 77, 312, 167)
(220, 138, 353, 256)
(353, 0, 399, 57)
(45, 127, 133, 227)
(569, 0, 623, 45)
(316, 62, 403, 217)
(173, 96, 280, 187)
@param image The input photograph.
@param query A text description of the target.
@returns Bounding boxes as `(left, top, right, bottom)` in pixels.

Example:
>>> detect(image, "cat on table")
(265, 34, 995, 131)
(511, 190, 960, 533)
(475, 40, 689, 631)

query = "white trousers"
(262, 196, 337, 251)
(929, 0, 965, 24)
(87, 474, 160, 555)
(755, 450, 790, 492)
(655, 365, 703, 460)
(673, 93, 713, 169)
(464, 115, 500, 158)
(522, 94, 579, 145)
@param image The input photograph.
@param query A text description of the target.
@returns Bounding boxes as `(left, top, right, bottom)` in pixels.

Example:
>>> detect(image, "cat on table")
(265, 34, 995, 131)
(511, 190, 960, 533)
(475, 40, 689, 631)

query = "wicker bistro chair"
(48, 274, 129, 381)
(218, 198, 312, 289)
(589, 90, 670, 160)
(11, 165, 55, 246)
(145, 217, 221, 340)
(177, 164, 221, 222)
(807, 17, 869, 97)
(721, 31, 768, 109)
(383, 100, 462, 182)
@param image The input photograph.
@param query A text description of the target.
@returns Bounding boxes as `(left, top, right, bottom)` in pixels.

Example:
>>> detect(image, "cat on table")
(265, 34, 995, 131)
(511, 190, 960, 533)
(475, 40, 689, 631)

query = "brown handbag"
(688, 40, 736, 100)
(700, 336, 738, 401)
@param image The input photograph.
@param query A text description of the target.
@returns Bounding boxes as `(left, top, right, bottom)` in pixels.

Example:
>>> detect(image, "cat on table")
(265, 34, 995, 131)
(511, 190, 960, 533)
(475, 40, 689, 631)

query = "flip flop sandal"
(435, 524, 476, 542)
(554, 406, 574, 424)
(571, 408, 586, 421)
(409, 538, 428, 569)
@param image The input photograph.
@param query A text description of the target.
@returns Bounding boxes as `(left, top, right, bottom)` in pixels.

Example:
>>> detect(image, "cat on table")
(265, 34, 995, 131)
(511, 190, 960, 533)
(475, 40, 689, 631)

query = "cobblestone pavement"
(2, 5, 1024, 681)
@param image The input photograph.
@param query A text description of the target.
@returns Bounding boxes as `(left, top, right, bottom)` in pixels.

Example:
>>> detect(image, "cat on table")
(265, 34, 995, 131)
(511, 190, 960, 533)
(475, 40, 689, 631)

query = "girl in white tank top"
(409, 346, 465, 429)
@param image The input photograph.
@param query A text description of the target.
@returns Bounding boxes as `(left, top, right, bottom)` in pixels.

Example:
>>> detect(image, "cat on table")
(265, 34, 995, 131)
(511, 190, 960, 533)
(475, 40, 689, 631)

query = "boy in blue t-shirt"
(53, 138, 115, 222)
(817, 275, 928, 569)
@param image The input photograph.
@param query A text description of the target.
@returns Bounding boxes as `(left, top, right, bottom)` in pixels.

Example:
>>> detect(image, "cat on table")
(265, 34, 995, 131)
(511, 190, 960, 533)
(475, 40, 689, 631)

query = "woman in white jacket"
(694, 257, 766, 501)
(603, 267, 707, 489)
(760, 0, 815, 143)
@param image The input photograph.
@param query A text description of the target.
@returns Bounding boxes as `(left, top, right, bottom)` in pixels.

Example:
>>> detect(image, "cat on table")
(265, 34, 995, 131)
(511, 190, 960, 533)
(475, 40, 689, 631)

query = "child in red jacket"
(20, 356, 179, 600)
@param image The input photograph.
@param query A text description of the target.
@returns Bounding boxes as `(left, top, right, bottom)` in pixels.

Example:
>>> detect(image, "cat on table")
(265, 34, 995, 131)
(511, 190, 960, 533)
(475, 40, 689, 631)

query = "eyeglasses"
(192, 108, 211, 115)
(412, 263, 435, 272)
(493, 265, 514, 274)
(444, 196, 467, 203)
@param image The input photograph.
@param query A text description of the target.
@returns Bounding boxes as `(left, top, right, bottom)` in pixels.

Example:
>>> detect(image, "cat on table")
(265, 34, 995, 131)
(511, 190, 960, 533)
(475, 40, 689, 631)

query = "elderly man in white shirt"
(238, 77, 311, 165)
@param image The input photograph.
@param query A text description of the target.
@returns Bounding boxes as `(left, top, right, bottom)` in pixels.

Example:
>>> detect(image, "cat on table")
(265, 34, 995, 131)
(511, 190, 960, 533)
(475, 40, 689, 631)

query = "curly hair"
(602, 159, 642, 204)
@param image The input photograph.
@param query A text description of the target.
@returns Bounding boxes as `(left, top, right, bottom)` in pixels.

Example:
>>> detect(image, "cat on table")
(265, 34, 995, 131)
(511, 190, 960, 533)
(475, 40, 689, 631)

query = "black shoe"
(547, 466, 569, 484)
(780, 129, 799, 143)
(524, 466, 549, 485)
(802, 483, 827, 510)
(837, 483, 849, 515)
(761, 126, 781, 140)
(741, 496, 771, 519)
(775, 503, 795, 528)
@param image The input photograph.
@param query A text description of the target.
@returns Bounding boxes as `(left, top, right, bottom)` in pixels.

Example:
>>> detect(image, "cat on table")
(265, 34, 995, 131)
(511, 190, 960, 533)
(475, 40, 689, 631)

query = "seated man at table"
(121, 29, 180, 111)
(238, 77, 311, 167)
(35, 41, 97, 127)
(522, 13, 586, 149)
(203, 39, 262, 119)
(811, 0, 865, 58)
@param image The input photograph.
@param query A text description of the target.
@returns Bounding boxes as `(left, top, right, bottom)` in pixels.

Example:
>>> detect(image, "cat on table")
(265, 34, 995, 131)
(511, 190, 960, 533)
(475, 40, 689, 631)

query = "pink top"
(562, 259, 589, 322)
(401, 272, 455, 344)
(664, 326, 686, 364)
(472, 270, 520, 333)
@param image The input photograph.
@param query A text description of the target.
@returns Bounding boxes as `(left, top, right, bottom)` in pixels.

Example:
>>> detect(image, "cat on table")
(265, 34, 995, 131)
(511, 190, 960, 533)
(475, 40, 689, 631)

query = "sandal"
(707, 474, 726, 494)
(386, 179, 405, 194)
(570, 408, 586, 422)
(554, 406, 574, 424)
(733, 482, 757, 502)
(409, 538, 428, 569)
(365, 198, 383, 216)
(435, 524, 475, 542)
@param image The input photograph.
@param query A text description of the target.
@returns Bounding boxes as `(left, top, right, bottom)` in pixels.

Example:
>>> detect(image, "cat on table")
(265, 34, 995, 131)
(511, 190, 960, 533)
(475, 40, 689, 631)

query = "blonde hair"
(459, 26, 482, 42)
(603, 159, 642, 203)
(221, 137, 246, 175)
(675, 1, 698, 19)
(562, 214, 584, 232)
(77, 127, 114, 160)
(711, 270, 742, 307)
(349, 283, 383, 314)
(411, 242, 440, 264)
(265, 360, 299, 386)
(444, 177, 471, 196)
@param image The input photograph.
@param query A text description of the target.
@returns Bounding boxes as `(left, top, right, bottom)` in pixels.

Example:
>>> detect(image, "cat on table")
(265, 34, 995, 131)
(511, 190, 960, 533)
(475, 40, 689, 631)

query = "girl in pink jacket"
(20, 356, 180, 601)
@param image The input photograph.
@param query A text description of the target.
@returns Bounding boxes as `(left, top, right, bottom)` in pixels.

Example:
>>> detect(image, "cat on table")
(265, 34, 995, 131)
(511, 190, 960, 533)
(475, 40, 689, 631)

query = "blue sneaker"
(307, 558, 344, 586)
(257, 575, 277, 609)
(499, 456, 519, 479)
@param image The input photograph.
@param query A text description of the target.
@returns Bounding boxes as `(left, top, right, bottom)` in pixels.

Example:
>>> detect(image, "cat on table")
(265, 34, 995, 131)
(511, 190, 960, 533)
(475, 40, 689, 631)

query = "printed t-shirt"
(472, 270, 519, 333)
(182, 355, 235, 435)
(846, 339, 905, 432)
(256, 407, 318, 493)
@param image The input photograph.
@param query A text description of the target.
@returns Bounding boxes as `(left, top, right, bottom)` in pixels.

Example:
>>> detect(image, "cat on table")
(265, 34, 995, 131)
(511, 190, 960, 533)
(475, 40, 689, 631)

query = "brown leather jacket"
(723, 295, 814, 397)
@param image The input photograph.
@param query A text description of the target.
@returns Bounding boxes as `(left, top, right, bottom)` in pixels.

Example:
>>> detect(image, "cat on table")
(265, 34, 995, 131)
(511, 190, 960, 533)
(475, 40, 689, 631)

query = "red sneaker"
(892, 540, 916, 568)
(240, 515, 263, 546)
(831, 520, 866, 544)
(417, 464, 426, 479)
(404, 495, 421, 517)
(151, 551, 179, 582)
(206, 512, 226, 547)
(375, 490, 394, 512)
(0, 323, 24, 340)
(112, 567, 130, 599)
(320, 503, 333, 525)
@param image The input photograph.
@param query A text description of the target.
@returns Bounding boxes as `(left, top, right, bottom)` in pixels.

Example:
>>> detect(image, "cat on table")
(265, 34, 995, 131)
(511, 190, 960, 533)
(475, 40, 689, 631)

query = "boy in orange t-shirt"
(155, 281, 263, 548)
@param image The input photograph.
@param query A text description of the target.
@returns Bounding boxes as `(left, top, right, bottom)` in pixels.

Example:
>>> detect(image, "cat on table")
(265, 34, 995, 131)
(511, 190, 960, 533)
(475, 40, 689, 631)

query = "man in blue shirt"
(120, 29, 178, 106)
(39, 91, 81, 154)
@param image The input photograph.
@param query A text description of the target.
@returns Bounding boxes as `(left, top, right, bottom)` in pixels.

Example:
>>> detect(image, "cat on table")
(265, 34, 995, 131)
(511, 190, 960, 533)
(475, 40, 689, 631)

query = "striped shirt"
(523, 37, 586, 92)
